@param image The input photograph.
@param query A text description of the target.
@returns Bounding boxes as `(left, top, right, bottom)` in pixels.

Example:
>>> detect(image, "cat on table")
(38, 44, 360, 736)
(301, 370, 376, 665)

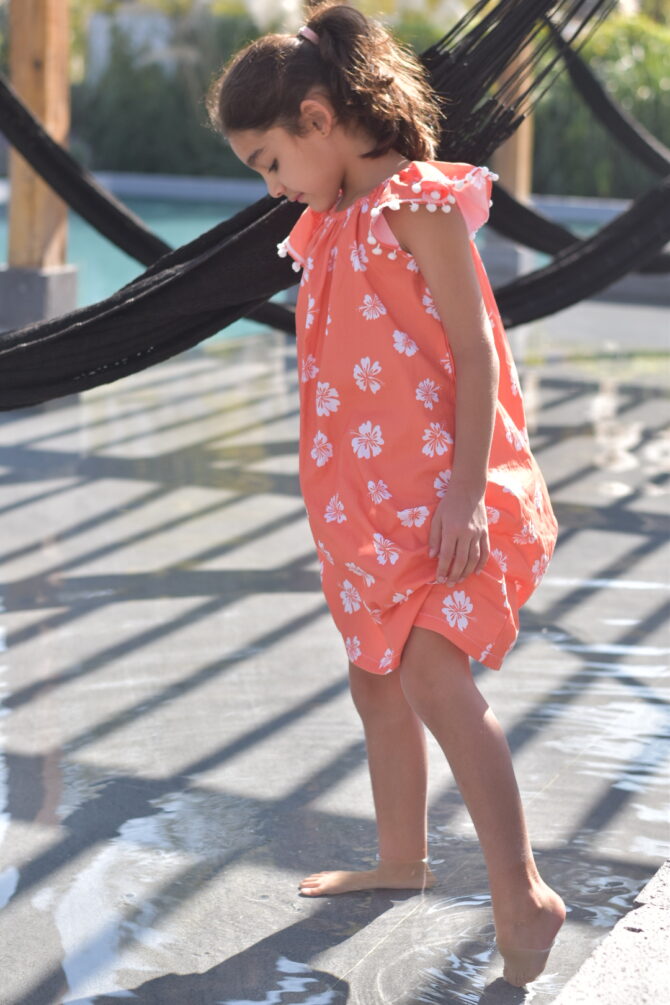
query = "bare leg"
(398, 627, 565, 987)
(299, 661, 437, 896)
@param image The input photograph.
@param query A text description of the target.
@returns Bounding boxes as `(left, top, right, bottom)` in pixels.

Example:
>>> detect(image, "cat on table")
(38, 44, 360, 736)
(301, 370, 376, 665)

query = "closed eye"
(268, 159, 278, 172)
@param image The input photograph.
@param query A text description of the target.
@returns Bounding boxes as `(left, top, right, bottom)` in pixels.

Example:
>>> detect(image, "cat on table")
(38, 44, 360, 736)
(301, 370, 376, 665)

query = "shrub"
(532, 14, 670, 197)
(71, 12, 260, 177)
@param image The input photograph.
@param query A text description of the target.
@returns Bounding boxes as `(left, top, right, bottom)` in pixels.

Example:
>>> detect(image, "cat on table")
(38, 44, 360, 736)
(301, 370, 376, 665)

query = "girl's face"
(229, 100, 346, 213)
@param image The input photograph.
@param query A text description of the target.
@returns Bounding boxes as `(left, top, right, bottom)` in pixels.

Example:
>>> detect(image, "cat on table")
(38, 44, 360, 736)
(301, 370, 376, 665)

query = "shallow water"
(0, 319, 668, 1003)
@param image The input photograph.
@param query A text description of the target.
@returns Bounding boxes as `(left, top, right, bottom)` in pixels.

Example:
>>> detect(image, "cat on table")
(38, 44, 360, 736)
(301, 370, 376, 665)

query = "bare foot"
(496, 882, 566, 987)
(299, 860, 437, 897)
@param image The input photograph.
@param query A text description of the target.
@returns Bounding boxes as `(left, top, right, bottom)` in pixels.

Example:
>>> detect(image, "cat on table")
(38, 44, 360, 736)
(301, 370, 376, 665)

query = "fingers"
(435, 531, 489, 585)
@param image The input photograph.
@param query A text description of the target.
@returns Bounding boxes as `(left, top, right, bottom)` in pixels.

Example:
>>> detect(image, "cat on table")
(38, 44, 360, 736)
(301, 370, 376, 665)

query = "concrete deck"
(0, 296, 668, 1004)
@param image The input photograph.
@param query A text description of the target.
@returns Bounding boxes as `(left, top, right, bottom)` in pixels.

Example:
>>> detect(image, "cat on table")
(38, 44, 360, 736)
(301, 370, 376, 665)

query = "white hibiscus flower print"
(324, 493, 346, 523)
(422, 288, 441, 321)
(363, 602, 383, 624)
(532, 554, 549, 585)
(345, 562, 376, 588)
(434, 469, 452, 498)
(422, 423, 453, 457)
(352, 421, 384, 458)
(486, 506, 500, 524)
(305, 294, 317, 329)
(359, 293, 387, 320)
(442, 590, 474, 630)
(345, 635, 362, 662)
(350, 241, 369, 272)
(311, 431, 333, 467)
(354, 357, 383, 394)
(416, 378, 440, 410)
(368, 479, 392, 504)
(479, 643, 493, 662)
(379, 649, 395, 671)
(513, 522, 538, 545)
(340, 579, 362, 614)
(397, 506, 430, 528)
(392, 588, 414, 603)
(406, 257, 419, 273)
(325, 313, 332, 337)
(440, 351, 454, 375)
(392, 329, 418, 356)
(327, 246, 338, 272)
(301, 354, 319, 383)
(300, 256, 314, 287)
(503, 413, 527, 452)
(317, 540, 334, 565)
(373, 532, 400, 566)
(315, 381, 340, 416)
(491, 548, 508, 573)
(534, 482, 544, 511)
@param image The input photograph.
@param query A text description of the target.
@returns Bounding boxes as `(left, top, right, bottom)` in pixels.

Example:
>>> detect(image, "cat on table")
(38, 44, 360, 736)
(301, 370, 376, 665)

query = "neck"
(337, 137, 411, 210)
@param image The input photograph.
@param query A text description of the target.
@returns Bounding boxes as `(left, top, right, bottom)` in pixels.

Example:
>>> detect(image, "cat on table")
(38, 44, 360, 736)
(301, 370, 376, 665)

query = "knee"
(348, 663, 411, 726)
(398, 633, 473, 721)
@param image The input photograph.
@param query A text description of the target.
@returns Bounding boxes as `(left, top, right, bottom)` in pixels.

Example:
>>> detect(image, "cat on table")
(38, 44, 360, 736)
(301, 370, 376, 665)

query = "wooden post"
(8, 0, 70, 268)
(491, 50, 534, 203)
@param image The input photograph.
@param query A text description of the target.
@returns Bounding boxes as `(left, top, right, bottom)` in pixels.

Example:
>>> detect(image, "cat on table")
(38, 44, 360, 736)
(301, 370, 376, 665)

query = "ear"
(299, 95, 335, 136)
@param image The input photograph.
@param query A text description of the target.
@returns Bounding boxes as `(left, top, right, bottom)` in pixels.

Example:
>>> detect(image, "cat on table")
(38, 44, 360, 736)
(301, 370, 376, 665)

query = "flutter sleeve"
(277, 207, 321, 272)
(367, 161, 497, 255)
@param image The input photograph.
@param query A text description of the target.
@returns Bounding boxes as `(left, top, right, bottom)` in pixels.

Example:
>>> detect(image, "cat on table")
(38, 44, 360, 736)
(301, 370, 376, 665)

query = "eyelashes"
(268, 159, 278, 172)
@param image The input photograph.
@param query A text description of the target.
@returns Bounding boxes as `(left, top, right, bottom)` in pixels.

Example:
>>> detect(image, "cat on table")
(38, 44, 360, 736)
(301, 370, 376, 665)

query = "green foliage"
(533, 14, 670, 197)
(71, 13, 259, 176)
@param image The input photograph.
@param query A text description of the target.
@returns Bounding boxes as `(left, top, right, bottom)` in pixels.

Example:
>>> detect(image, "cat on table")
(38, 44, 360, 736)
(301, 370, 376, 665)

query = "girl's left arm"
(385, 202, 499, 586)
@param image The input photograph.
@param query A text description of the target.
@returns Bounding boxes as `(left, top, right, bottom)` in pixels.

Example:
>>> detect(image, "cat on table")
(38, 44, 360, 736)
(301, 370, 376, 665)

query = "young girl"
(208, 1, 566, 988)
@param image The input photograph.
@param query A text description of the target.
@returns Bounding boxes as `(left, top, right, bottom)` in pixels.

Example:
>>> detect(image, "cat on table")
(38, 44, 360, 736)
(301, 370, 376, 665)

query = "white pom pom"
(409, 202, 419, 212)
(367, 234, 377, 245)
(277, 243, 288, 258)
(291, 261, 301, 272)
(372, 245, 383, 255)
(430, 190, 441, 200)
(447, 194, 456, 204)
(455, 180, 465, 190)
(426, 203, 437, 213)
(370, 207, 380, 218)
(387, 250, 397, 260)
(411, 182, 422, 194)
(441, 204, 451, 213)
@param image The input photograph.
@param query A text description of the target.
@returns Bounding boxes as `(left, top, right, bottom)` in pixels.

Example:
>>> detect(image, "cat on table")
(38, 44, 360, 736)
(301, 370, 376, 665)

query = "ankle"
(376, 857, 432, 877)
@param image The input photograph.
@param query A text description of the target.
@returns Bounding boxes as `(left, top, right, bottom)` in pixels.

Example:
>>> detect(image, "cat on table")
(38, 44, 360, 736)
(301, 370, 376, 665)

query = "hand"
(428, 482, 490, 586)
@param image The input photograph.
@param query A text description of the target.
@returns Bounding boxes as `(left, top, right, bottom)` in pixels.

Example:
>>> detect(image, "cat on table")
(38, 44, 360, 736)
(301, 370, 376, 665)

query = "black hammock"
(1, 0, 668, 411)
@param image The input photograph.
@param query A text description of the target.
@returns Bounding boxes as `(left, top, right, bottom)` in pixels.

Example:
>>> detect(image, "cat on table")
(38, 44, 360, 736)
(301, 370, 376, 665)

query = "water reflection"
(221, 955, 342, 1005)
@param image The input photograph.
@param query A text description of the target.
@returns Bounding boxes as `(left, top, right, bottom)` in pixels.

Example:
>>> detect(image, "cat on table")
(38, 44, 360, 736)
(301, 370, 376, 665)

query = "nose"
(268, 178, 286, 200)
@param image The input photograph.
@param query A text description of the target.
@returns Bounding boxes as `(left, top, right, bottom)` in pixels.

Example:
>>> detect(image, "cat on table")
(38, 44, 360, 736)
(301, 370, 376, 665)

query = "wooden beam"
(8, 0, 70, 268)
(491, 49, 534, 203)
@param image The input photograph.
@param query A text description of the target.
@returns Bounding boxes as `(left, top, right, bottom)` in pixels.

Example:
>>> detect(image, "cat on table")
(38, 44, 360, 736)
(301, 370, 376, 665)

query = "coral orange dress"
(278, 161, 557, 673)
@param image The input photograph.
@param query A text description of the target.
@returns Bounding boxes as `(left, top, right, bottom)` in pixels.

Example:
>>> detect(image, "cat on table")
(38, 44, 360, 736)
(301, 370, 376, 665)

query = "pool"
(0, 195, 280, 339)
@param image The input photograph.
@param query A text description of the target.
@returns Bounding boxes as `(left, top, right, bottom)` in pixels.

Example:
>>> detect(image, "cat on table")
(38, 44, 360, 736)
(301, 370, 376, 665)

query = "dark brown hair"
(207, 1, 441, 160)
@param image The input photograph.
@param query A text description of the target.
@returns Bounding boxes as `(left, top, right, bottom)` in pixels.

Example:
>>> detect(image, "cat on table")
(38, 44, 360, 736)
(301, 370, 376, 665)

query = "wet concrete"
(0, 296, 668, 1004)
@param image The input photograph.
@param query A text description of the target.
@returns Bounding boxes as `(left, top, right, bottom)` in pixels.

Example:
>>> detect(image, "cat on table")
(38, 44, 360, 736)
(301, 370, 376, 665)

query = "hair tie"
(297, 25, 319, 46)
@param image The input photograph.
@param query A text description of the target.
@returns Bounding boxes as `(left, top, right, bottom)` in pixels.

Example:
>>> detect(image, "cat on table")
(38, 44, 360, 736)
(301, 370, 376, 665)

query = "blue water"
(0, 197, 271, 339)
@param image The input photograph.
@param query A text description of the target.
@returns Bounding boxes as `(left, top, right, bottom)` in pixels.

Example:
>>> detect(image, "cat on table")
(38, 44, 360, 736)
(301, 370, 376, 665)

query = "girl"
(208, 1, 566, 988)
